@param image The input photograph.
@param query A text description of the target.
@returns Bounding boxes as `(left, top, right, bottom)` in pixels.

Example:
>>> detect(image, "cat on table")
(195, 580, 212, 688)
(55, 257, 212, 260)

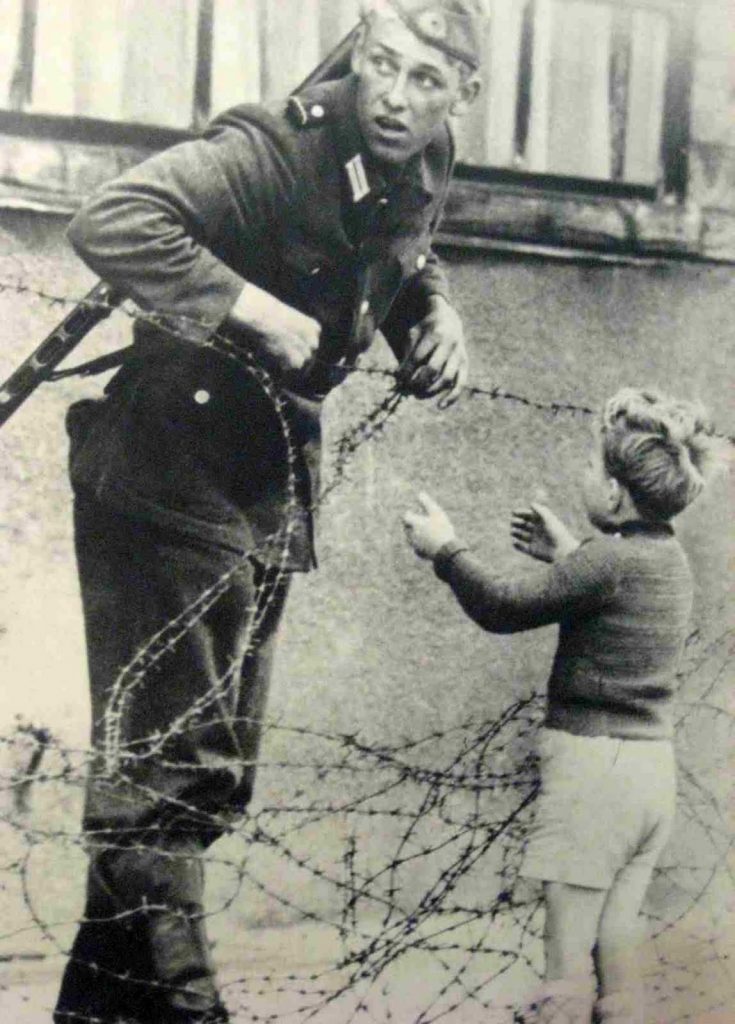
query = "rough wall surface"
(0, 215, 731, 945)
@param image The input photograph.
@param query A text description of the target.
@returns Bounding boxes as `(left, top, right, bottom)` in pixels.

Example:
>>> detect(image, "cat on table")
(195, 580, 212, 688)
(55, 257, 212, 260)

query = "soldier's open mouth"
(374, 116, 408, 136)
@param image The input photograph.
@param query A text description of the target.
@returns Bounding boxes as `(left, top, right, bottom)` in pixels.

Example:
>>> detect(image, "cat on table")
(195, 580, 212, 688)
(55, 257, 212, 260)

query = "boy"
(403, 388, 724, 1024)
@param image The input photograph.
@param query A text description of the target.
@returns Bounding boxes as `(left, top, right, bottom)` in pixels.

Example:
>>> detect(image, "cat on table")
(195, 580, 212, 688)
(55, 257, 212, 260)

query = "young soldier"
(54, 3, 483, 1022)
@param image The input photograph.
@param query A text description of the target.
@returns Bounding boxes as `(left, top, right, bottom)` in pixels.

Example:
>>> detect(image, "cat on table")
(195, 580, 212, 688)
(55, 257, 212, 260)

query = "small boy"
(403, 388, 725, 1024)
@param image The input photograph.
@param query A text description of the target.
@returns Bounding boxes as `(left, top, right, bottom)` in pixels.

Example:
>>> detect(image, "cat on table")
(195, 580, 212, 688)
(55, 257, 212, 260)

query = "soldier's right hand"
(226, 283, 320, 375)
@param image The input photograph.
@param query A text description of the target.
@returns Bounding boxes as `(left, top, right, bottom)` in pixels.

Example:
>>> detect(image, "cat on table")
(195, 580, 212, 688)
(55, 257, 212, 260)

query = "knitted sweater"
(434, 522, 693, 739)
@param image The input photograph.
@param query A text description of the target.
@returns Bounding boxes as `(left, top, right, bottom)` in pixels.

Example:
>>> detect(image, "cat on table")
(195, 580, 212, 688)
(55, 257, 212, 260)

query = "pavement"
(2, 912, 733, 1024)
(1, 916, 538, 1024)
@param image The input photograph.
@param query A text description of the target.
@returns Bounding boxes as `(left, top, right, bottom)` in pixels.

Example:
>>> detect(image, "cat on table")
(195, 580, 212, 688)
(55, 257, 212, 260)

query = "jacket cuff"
(152, 260, 246, 345)
(416, 270, 452, 309)
(434, 539, 470, 581)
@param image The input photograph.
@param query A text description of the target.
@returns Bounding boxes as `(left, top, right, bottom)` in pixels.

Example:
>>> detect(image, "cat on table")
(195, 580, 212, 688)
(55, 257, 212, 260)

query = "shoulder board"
(207, 103, 289, 142)
(286, 94, 331, 129)
(204, 102, 298, 170)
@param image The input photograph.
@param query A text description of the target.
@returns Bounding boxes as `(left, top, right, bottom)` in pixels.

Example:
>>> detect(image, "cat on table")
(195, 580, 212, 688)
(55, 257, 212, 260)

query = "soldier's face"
(352, 15, 479, 164)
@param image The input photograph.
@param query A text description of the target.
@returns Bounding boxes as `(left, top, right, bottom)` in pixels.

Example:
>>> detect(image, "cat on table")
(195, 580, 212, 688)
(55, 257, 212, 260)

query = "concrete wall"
(0, 214, 731, 954)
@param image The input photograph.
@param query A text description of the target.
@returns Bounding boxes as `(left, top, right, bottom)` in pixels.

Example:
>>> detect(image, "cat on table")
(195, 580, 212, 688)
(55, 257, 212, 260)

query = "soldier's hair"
(599, 388, 727, 521)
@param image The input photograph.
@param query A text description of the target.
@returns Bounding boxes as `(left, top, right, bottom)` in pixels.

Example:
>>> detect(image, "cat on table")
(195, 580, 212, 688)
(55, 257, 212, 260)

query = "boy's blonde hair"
(600, 388, 725, 521)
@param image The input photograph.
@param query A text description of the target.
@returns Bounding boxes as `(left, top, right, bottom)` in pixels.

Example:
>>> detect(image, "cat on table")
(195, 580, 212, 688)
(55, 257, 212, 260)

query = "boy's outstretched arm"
(403, 493, 616, 634)
(510, 503, 580, 563)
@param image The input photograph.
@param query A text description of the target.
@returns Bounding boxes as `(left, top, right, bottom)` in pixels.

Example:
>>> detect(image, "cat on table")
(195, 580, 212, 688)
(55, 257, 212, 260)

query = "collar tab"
(616, 521, 675, 539)
(345, 153, 371, 203)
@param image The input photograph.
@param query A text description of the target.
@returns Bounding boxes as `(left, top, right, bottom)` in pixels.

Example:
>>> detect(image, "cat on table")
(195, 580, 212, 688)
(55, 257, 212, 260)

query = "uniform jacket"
(66, 74, 455, 570)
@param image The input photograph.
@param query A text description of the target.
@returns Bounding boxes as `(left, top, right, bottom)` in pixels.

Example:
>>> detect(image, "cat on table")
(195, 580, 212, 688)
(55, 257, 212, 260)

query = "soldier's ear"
(351, 23, 369, 73)
(449, 75, 481, 118)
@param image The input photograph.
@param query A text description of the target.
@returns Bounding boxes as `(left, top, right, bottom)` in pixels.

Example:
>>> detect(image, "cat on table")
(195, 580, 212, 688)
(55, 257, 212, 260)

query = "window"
(453, 0, 693, 199)
(0, 0, 358, 129)
(0, 0, 692, 200)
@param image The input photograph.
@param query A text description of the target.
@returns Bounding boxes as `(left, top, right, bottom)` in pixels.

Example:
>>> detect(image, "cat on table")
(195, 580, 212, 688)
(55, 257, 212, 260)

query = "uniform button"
(194, 389, 210, 405)
(378, 196, 389, 207)
(359, 299, 370, 315)
(310, 104, 325, 119)
(309, 265, 321, 276)
(416, 253, 427, 270)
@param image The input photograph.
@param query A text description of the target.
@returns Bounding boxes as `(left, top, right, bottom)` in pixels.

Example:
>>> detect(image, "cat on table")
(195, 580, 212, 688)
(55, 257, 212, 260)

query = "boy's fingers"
(510, 529, 532, 542)
(510, 513, 535, 527)
(512, 507, 539, 522)
(529, 502, 553, 520)
(417, 491, 440, 514)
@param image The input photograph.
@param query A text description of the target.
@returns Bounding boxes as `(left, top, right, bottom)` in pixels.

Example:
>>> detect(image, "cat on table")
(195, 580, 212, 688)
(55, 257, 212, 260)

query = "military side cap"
(362, 0, 485, 71)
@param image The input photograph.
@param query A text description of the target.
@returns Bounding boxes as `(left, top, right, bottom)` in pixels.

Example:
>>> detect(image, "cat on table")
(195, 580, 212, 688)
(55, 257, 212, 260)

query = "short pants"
(520, 728, 676, 890)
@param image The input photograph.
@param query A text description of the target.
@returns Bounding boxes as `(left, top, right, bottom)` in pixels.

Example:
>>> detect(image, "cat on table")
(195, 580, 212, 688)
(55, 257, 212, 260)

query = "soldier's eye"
(370, 54, 395, 76)
(414, 72, 443, 92)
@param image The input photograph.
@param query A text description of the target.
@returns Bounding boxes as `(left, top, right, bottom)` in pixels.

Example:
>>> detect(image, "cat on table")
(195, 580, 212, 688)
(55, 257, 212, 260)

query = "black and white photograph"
(0, 2, 732, 1022)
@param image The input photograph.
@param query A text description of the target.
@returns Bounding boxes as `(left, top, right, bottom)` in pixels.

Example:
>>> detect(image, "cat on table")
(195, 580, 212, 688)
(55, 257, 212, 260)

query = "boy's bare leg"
(544, 881, 606, 982)
(524, 882, 605, 1023)
(593, 865, 653, 1024)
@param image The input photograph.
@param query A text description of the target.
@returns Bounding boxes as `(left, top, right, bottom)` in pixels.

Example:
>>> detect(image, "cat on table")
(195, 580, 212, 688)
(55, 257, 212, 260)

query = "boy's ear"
(607, 476, 623, 513)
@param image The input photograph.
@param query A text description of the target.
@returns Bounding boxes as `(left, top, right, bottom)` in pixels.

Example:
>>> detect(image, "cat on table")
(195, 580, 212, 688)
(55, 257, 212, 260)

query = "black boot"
(53, 858, 153, 1024)
(100, 840, 228, 1023)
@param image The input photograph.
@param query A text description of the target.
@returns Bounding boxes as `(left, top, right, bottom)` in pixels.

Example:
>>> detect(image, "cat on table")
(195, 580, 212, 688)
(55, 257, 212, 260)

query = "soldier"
(54, 2, 484, 1022)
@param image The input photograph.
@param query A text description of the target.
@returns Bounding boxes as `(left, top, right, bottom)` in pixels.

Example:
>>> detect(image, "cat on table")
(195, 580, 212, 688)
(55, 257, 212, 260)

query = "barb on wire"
(3, 276, 733, 441)
(0, 274, 732, 1023)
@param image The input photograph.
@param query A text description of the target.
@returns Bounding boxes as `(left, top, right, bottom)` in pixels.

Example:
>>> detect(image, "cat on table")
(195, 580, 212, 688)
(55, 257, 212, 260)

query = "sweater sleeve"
(67, 120, 296, 343)
(433, 537, 620, 634)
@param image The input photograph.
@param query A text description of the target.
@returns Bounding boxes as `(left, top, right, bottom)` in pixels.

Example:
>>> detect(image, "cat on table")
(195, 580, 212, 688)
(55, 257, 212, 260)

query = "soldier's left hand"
(398, 296, 468, 407)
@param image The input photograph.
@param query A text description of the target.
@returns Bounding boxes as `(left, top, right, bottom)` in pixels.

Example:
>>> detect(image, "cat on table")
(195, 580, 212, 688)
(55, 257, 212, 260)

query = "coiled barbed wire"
(0, 277, 732, 1023)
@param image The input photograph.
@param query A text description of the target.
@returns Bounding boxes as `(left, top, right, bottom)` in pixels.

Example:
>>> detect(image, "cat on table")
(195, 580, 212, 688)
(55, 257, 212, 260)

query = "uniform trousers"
(54, 494, 290, 1023)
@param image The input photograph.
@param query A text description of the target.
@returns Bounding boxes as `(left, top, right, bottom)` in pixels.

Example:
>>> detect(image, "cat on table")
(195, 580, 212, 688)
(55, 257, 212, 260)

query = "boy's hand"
(403, 492, 457, 560)
(510, 503, 580, 563)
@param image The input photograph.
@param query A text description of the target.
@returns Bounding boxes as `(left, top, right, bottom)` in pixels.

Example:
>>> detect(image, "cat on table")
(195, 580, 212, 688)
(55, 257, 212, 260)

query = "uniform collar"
(603, 520, 675, 539)
(302, 75, 437, 208)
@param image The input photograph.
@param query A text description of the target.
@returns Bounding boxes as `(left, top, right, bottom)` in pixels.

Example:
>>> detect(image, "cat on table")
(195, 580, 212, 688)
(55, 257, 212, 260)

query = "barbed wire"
(2, 276, 733, 441)
(0, 277, 732, 1023)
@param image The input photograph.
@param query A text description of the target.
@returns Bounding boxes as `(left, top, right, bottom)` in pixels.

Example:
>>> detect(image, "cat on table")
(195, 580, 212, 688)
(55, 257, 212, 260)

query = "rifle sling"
(48, 346, 135, 380)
